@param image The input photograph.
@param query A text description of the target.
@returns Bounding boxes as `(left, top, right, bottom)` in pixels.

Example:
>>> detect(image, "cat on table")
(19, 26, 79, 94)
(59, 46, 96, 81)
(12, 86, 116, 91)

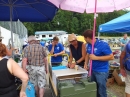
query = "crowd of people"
(0, 30, 130, 97)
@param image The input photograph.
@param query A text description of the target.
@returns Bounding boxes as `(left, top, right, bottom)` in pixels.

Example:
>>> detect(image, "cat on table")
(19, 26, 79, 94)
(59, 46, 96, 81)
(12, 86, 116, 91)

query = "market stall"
(48, 54, 97, 97)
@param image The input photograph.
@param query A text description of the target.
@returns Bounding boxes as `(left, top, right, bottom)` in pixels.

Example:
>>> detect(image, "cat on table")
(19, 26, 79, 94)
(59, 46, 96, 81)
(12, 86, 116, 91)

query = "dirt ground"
(107, 83, 125, 97)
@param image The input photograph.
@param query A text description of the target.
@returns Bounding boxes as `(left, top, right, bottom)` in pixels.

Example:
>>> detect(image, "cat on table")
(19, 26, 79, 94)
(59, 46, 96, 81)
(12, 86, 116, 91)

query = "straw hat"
(28, 35, 36, 42)
(68, 33, 77, 42)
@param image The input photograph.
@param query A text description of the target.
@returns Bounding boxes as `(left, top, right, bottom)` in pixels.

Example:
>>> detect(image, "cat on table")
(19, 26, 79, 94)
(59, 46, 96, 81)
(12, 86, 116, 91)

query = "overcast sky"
(125, 7, 130, 10)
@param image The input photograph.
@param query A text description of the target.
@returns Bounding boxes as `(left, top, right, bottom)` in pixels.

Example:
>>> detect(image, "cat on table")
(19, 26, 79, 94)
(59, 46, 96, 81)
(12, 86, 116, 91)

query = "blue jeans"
(91, 71, 108, 97)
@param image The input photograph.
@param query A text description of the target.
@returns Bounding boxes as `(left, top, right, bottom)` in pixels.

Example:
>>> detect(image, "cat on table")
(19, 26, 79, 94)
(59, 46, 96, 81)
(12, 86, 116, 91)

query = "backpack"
(123, 46, 130, 71)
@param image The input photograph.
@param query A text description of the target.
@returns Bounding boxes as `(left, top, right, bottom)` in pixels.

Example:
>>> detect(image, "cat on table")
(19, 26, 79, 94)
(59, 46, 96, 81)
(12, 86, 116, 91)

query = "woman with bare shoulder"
(0, 43, 28, 97)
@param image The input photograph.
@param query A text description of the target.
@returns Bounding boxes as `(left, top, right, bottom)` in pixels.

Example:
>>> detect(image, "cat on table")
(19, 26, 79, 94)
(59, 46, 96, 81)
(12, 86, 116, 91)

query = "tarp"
(99, 12, 130, 33)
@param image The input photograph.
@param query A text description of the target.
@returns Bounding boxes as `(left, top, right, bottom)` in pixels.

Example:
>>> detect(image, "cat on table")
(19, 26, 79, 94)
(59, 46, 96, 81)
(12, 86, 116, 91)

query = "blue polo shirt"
(123, 43, 130, 75)
(48, 43, 64, 63)
(87, 39, 112, 72)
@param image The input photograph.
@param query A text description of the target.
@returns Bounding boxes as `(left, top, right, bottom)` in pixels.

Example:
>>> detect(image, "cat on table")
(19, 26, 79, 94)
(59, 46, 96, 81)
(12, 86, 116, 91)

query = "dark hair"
(0, 43, 7, 57)
(83, 29, 93, 39)
(0, 39, 2, 42)
(53, 36, 59, 41)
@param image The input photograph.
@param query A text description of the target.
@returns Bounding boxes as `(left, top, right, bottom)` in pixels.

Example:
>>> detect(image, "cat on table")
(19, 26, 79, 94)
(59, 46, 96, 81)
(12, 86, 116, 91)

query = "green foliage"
(23, 10, 129, 36)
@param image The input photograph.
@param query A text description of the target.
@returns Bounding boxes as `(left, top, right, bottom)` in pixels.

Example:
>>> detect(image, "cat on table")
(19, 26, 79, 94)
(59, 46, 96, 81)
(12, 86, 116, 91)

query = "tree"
(23, 10, 129, 36)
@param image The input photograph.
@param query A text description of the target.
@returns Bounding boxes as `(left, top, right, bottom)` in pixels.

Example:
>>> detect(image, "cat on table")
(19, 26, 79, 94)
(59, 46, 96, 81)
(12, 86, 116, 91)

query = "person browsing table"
(120, 41, 130, 97)
(22, 36, 47, 97)
(83, 30, 114, 97)
(0, 43, 28, 97)
(120, 33, 129, 51)
(48, 36, 65, 66)
(67, 33, 86, 68)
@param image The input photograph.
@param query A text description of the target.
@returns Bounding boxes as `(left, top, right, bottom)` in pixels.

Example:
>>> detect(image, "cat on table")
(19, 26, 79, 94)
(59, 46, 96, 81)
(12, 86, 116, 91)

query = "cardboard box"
(112, 70, 125, 86)
(106, 77, 115, 87)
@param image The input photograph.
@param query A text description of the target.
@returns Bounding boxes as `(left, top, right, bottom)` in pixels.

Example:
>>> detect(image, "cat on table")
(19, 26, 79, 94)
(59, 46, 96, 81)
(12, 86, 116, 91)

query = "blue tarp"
(52, 66, 67, 70)
(99, 12, 130, 33)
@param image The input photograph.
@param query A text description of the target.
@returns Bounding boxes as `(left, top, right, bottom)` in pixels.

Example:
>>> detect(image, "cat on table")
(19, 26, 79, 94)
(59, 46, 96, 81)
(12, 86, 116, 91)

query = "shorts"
(26, 65, 46, 88)
(125, 74, 130, 94)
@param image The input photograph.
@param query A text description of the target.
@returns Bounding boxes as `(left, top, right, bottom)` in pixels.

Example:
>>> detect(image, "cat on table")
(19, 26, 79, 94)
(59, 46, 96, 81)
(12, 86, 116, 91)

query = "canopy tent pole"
(89, 0, 98, 77)
(98, 32, 100, 39)
(10, 4, 14, 58)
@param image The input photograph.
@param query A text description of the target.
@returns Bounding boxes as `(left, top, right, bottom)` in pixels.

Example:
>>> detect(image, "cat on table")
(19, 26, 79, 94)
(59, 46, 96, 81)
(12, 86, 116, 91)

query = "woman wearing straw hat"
(67, 33, 86, 68)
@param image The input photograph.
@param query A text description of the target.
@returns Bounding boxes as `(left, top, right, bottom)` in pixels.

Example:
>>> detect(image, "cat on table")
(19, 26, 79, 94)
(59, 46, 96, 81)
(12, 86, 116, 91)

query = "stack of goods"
(113, 50, 121, 59)
(112, 70, 125, 86)
(106, 61, 120, 87)
(109, 61, 120, 79)
(110, 61, 120, 68)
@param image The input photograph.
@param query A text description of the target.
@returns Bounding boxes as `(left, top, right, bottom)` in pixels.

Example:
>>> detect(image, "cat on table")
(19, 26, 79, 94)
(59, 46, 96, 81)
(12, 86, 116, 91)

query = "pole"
(98, 32, 100, 39)
(10, 4, 14, 58)
(89, 0, 98, 77)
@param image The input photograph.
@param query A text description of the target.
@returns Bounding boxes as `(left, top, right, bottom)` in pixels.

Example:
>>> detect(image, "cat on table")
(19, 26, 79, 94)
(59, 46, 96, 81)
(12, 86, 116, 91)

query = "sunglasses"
(69, 40, 76, 43)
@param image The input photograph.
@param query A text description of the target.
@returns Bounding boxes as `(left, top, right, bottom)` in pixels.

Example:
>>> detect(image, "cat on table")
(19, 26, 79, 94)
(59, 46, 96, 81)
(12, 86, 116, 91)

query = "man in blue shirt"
(83, 30, 114, 97)
(120, 42, 130, 97)
(48, 36, 65, 66)
(120, 33, 129, 51)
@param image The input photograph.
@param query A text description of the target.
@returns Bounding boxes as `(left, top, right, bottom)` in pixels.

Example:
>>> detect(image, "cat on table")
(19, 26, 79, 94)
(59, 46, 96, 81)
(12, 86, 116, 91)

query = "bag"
(26, 81, 35, 97)
(123, 51, 130, 71)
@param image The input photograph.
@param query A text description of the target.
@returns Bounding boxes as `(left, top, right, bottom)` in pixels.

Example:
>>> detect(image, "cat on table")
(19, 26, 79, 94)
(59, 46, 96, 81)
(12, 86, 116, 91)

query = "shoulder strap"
(2, 56, 9, 59)
(0, 58, 8, 65)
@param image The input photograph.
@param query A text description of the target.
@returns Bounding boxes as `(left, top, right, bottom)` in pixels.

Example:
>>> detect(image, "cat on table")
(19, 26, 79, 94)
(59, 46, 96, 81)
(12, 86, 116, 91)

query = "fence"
(0, 20, 28, 49)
